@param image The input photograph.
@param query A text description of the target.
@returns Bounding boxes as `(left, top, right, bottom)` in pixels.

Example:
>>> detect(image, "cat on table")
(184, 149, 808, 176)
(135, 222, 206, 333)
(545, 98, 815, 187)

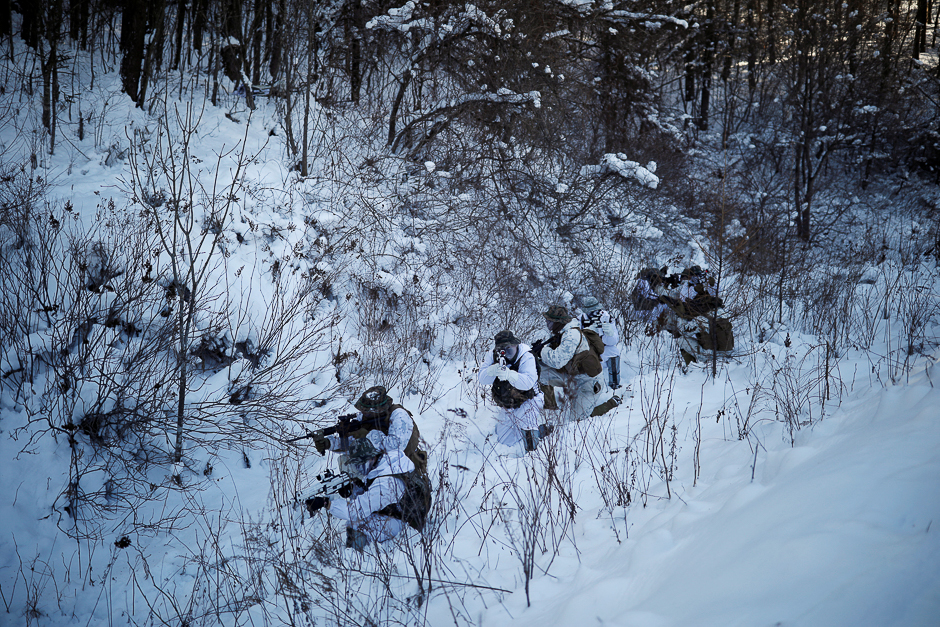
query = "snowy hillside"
(2, 8, 940, 626)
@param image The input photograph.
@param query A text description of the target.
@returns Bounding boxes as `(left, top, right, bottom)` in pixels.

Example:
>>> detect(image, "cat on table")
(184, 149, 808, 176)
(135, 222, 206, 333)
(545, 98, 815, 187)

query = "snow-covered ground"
(1, 54, 939, 627)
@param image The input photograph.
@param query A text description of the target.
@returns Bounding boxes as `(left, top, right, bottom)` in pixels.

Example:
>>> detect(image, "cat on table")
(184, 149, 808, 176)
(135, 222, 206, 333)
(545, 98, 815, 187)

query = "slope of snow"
(1, 45, 939, 627)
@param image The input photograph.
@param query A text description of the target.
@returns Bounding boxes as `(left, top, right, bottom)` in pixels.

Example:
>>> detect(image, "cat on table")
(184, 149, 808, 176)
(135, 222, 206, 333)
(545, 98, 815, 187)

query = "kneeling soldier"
(478, 330, 549, 451)
(306, 386, 430, 550)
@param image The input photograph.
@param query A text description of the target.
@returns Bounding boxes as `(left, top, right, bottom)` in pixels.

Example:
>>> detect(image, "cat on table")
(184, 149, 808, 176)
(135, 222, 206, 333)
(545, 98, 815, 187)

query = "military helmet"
(494, 330, 521, 348)
(681, 265, 705, 279)
(580, 295, 601, 312)
(355, 385, 392, 414)
(542, 305, 572, 323)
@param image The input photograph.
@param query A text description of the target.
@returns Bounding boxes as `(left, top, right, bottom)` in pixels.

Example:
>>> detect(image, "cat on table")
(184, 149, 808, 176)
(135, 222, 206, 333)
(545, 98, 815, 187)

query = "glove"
(483, 363, 501, 378)
(347, 427, 370, 439)
(495, 367, 521, 385)
(305, 496, 329, 515)
(313, 435, 331, 455)
(601, 322, 616, 337)
(531, 339, 545, 359)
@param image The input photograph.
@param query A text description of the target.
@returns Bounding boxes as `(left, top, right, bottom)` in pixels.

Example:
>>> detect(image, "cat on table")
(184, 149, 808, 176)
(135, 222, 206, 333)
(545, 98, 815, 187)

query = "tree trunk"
(20, 0, 41, 49)
(250, 0, 263, 85)
(915, 0, 929, 58)
(138, 0, 166, 108)
(120, 0, 147, 103)
(746, 0, 756, 93)
(388, 69, 412, 147)
(219, 0, 245, 83)
(210, 30, 219, 106)
(766, 0, 776, 65)
(172, 0, 186, 71)
(699, 1, 715, 131)
(43, 0, 64, 152)
(193, 0, 207, 52)
(301, 17, 319, 177)
(68, 0, 89, 48)
(933, 1, 938, 48)
(269, 0, 284, 80)
(173, 302, 191, 463)
(722, 0, 741, 82)
(882, 0, 899, 78)
(347, 0, 362, 103)
(42, 44, 54, 131)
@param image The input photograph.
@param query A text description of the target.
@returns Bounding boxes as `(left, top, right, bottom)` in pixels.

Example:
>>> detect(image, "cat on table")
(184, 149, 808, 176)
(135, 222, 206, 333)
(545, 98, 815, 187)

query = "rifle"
(306, 468, 362, 499)
(285, 412, 387, 444)
(530, 338, 547, 360)
(531, 334, 561, 360)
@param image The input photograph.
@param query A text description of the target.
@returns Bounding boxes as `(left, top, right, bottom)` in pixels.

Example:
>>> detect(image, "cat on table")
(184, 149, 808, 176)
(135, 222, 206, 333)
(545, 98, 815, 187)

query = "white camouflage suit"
(540, 319, 614, 420)
(324, 407, 416, 543)
(478, 343, 544, 447)
(327, 448, 414, 543)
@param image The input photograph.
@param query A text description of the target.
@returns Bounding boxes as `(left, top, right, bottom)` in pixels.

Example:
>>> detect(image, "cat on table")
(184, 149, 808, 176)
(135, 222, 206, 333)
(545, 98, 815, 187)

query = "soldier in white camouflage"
(306, 386, 430, 550)
(533, 306, 617, 421)
(478, 330, 548, 451)
(578, 295, 622, 389)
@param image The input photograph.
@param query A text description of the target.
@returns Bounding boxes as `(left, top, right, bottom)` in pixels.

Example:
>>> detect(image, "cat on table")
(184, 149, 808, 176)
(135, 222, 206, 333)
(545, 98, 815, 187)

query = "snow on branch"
(366, 1, 420, 31)
(367, 2, 508, 39)
(456, 88, 541, 109)
(554, 0, 688, 29)
(581, 154, 660, 189)
(608, 11, 689, 29)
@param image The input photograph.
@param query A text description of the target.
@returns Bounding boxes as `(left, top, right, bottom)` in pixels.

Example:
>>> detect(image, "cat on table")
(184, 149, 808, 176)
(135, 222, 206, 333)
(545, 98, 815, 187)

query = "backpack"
(696, 317, 734, 352)
(564, 328, 605, 377)
(380, 468, 432, 532)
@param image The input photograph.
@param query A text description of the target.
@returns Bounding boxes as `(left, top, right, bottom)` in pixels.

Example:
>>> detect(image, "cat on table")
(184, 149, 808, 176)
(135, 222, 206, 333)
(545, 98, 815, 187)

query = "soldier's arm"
(541, 327, 580, 369)
(478, 352, 498, 385)
(381, 407, 416, 453)
(328, 475, 407, 524)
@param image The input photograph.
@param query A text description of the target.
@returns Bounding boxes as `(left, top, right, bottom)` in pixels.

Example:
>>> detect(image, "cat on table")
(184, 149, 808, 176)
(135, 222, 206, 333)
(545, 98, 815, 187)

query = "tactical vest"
(490, 350, 538, 409)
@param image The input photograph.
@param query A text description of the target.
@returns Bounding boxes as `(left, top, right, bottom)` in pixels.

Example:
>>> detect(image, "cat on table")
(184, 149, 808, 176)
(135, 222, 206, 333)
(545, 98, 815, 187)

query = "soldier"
(533, 306, 617, 421)
(478, 330, 549, 451)
(311, 386, 419, 461)
(306, 386, 430, 550)
(578, 295, 622, 389)
(672, 266, 721, 320)
(627, 267, 672, 325)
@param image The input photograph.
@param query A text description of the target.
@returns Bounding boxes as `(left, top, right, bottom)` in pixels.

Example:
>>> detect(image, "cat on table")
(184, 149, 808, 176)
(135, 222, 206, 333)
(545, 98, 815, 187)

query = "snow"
(1, 29, 940, 627)
(582, 153, 661, 189)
